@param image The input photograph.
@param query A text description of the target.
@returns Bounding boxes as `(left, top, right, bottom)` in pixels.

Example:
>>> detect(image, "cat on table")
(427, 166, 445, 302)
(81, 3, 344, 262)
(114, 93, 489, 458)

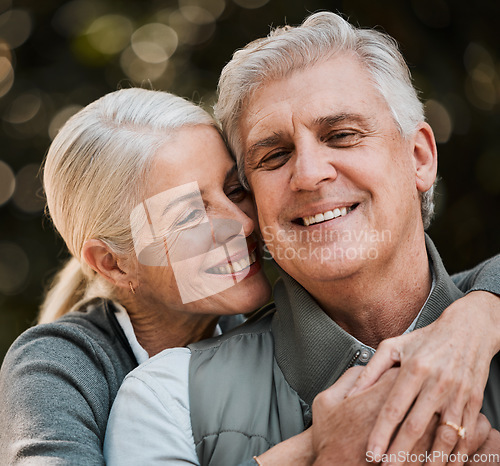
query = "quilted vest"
(188, 237, 500, 465)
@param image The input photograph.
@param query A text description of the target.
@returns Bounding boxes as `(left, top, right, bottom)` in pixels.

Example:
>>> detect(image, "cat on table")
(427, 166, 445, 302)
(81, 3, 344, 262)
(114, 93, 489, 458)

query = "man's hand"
(312, 367, 400, 465)
(346, 291, 500, 463)
(311, 366, 492, 466)
(465, 426, 500, 466)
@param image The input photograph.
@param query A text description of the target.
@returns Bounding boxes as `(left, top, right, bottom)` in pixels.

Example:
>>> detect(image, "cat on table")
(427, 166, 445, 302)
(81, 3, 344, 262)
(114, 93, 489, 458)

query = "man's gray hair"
(215, 11, 435, 229)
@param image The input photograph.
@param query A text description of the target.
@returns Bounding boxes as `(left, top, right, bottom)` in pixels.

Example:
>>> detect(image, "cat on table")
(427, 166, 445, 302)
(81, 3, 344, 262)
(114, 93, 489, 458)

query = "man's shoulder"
(189, 302, 276, 352)
(188, 303, 277, 388)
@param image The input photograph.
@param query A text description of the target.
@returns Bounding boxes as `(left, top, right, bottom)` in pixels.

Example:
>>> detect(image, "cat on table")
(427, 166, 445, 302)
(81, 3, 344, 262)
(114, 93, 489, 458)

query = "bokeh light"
(179, 0, 226, 20)
(464, 43, 498, 110)
(169, 8, 215, 45)
(4, 92, 41, 124)
(425, 99, 453, 144)
(232, 0, 270, 9)
(86, 14, 133, 55)
(0, 161, 15, 206)
(12, 164, 45, 214)
(131, 23, 178, 64)
(48, 105, 83, 140)
(0, 9, 32, 48)
(120, 45, 168, 82)
(0, 55, 14, 98)
(0, 242, 29, 296)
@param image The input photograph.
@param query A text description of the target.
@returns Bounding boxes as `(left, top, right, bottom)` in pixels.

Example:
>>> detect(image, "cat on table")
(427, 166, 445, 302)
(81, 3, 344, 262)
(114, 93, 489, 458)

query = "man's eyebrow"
(246, 133, 283, 161)
(314, 113, 374, 128)
(161, 189, 204, 216)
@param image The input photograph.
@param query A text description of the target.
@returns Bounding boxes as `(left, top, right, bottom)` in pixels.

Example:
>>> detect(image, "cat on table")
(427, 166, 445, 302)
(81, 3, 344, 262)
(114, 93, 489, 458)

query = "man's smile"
(295, 203, 360, 226)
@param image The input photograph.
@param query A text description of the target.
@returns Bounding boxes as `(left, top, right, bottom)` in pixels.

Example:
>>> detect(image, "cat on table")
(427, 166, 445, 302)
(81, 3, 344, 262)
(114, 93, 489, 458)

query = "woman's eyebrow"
(161, 190, 204, 217)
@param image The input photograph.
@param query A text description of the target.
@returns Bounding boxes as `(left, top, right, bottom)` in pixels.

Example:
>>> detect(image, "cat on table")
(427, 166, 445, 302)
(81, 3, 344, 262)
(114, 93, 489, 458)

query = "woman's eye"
(175, 209, 204, 227)
(224, 183, 247, 202)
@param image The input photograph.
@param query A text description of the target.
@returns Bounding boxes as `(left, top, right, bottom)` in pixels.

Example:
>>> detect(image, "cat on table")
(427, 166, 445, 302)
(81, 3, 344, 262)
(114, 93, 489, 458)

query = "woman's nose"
(211, 205, 255, 245)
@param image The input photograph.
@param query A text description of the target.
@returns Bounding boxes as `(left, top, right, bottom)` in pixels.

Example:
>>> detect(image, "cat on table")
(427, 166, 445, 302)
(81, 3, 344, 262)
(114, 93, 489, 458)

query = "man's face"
(239, 54, 429, 288)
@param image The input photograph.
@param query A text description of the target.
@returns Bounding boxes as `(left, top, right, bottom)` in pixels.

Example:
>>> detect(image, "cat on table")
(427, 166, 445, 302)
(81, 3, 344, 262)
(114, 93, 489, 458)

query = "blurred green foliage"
(0, 0, 499, 361)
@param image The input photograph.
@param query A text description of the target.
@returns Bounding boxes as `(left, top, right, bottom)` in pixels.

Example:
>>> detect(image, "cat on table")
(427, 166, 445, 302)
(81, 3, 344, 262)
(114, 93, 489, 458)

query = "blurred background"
(0, 0, 499, 362)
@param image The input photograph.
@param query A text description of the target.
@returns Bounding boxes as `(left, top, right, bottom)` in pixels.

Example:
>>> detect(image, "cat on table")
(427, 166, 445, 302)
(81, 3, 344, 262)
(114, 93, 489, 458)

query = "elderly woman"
(0, 88, 498, 465)
(0, 88, 272, 464)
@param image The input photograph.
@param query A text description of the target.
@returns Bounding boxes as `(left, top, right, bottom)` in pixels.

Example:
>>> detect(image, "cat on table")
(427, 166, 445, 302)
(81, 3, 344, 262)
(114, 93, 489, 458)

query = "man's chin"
(277, 243, 378, 282)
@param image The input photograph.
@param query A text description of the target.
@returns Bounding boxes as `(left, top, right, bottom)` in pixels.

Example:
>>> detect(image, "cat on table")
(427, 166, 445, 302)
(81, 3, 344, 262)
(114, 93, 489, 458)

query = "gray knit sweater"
(0, 299, 137, 465)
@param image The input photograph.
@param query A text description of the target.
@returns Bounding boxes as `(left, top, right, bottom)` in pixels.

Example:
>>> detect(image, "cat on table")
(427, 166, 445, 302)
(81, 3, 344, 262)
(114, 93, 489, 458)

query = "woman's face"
(131, 125, 271, 317)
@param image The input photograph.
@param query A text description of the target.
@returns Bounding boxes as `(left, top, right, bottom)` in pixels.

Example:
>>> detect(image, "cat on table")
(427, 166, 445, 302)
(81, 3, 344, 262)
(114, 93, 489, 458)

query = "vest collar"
(271, 234, 464, 407)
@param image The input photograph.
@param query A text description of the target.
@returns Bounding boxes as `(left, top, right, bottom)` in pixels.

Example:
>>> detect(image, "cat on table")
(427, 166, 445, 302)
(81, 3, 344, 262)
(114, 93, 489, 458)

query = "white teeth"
(301, 206, 352, 226)
(206, 250, 257, 275)
(324, 210, 334, 220)
(215, 264, 231, 274)
(232, 261, 243, 272)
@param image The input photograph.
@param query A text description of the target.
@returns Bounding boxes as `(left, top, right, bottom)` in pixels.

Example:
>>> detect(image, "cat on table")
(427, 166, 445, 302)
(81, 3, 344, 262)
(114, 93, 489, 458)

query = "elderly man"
(104, 12, 500, 466)
(201, 11, 500, 463)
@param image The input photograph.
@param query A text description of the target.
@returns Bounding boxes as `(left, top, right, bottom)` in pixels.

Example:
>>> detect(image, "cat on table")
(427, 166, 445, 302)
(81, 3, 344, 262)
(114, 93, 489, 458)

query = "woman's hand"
(346, 291, 500, 465)
(254, 428, 314, 465)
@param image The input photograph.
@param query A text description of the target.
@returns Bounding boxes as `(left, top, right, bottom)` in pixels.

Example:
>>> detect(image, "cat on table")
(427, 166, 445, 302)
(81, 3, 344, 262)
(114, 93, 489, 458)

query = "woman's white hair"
(215, 11, 435, 229)
(40, 88, 215, 323)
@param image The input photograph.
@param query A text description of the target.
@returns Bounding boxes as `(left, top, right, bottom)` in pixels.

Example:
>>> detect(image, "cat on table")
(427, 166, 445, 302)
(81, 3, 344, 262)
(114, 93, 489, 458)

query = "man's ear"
(412, 122, 438, 193)
(82, 239, 133, 290)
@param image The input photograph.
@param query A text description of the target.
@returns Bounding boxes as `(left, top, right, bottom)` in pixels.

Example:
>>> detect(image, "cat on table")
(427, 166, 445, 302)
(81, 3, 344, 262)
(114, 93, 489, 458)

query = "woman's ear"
(82, 239, 133, 290)
(412, 122, 438, 193)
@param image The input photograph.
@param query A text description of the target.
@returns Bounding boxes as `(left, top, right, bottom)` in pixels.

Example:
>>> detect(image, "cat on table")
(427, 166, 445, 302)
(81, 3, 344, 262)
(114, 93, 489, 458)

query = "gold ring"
(441, 421, 466, 439)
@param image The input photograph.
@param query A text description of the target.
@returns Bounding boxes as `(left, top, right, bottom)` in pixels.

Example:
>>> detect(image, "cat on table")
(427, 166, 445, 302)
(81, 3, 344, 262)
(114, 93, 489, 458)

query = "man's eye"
(257, 151, 291, 170)
(324, 131, 361, 146)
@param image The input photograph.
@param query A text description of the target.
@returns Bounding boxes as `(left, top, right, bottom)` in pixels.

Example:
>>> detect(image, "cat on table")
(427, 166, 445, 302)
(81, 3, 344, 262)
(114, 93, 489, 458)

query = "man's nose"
(289, 141, 338, 192)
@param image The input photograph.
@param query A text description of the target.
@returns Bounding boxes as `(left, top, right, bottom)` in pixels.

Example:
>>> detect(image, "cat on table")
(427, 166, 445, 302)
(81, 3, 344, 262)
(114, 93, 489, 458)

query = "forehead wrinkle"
(314, 112, 377, 129)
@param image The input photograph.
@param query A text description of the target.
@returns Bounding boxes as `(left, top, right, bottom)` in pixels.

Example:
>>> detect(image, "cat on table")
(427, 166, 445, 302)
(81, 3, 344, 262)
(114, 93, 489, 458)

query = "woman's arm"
(0, 325, 117, 465)
(451, 254, 500, 295)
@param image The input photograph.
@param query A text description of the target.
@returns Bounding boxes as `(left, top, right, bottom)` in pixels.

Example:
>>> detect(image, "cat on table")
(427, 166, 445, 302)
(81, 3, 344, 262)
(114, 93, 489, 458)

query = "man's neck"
(306, 235, 432, 348)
